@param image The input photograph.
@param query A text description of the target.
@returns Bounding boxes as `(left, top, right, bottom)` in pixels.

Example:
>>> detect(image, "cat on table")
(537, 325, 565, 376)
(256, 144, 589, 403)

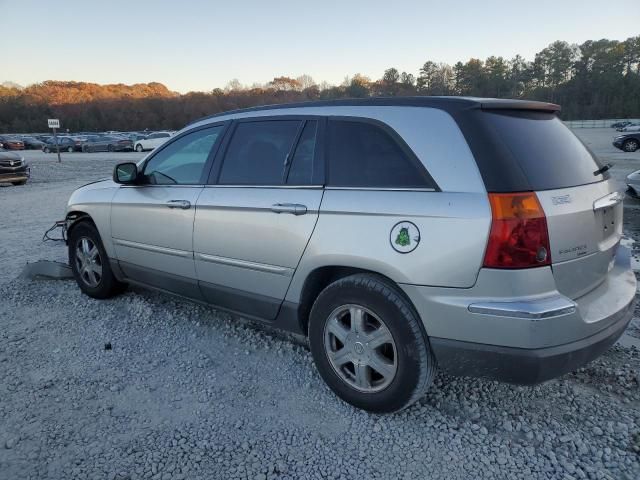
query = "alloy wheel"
(74, 237, 103, 288)
(323, 304, 398, 393)
(624, 140, 639, 152)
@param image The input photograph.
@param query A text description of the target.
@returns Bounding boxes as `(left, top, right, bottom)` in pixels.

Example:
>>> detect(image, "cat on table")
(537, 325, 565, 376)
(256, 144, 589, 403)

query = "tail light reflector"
(483, 192, 551, 269)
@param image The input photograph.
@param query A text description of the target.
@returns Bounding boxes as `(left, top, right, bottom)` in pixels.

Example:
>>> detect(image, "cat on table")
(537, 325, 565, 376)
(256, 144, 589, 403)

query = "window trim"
(137, 121, 229, 186)
(208, 115, 326, 187)
(326, 116, 440, 191)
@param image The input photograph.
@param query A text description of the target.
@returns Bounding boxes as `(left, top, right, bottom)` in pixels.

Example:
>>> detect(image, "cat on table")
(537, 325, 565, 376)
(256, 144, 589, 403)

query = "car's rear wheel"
(68, 221, 126, 299)
(308, 273, 436, 413)
(108, 144, 115, 152)
(135, 144, 143, 152)
(11, 180, 27, 186)
(623, 139, 639, 152)
(67, 146, 74, 153)
(44, 147, 50, 153)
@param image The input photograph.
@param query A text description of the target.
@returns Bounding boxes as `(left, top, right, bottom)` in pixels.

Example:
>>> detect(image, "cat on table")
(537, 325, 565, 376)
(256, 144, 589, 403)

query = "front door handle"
(166, 199, 191, 210)
(271, 203, 307, 215)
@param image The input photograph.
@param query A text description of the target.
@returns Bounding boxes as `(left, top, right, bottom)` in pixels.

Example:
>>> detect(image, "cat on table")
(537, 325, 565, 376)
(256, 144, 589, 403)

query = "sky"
(1, 0, 638, 93)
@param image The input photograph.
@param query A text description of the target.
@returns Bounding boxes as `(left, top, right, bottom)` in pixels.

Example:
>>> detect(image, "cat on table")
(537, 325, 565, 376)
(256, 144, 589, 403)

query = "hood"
(0, 151, 22, 161)
(79, 177, 111, 188)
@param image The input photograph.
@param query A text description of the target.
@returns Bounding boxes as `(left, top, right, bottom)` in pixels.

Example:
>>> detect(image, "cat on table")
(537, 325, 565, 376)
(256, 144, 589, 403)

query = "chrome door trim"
(194, 252, 292, 276)
(203, 184, 324, 189)
(325, 186, 437, 192)
(113, 238, 192, 258)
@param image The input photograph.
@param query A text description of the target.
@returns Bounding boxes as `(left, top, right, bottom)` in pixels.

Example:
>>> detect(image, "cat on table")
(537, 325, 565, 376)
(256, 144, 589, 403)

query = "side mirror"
(113, 162, 139, 184)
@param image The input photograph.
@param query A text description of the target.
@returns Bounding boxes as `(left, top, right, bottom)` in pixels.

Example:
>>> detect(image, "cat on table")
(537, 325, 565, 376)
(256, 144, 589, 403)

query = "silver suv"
(65, 98, 636, 412)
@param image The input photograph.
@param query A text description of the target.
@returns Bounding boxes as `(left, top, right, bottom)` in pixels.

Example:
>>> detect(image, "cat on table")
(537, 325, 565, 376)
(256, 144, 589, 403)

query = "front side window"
(219, 120, 301, 185)
(327, 120, 432, 188)
(143, 126, 222, 185)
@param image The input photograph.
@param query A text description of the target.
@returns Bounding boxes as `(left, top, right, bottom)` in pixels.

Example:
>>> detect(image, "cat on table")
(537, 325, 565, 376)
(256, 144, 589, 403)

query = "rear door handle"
(166, 199, 191, 209)
(270, 203, 307, 215)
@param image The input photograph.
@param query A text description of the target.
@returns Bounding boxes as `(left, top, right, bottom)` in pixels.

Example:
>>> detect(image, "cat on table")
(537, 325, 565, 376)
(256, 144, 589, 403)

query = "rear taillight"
(483, 192, 551, 269)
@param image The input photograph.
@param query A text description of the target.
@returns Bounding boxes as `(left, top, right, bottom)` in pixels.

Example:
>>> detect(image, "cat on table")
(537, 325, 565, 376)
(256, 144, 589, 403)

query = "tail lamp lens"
(483, 192, 551, 269)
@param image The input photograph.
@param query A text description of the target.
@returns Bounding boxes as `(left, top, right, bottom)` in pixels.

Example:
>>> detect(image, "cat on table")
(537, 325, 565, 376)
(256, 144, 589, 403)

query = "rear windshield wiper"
(593, 163, 612, 176)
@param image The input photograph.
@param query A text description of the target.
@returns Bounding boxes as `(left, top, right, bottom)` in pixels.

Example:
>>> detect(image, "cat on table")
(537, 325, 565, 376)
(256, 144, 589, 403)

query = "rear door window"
(327, 120, 434, 188)
(480, 111, 605, 191)
(286, 120, 318, 185)
(218, 120, 301, 185)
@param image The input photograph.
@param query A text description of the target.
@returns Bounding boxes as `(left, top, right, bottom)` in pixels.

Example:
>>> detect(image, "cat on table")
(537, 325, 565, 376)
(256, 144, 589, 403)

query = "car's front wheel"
(11, 180, 27, 186)
(68, 221, 126, 299)
(44, 147, 50, 153)
(308, 274, 436, 413)
(135, 144, 143, 152)
(67, 146, 74, 153)
(623, 139, 639, 152)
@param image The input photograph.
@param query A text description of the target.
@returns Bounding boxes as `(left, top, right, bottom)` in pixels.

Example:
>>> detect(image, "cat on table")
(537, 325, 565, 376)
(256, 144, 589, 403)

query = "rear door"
(194, 117, 324, 319)
(477, 110, 621, 299)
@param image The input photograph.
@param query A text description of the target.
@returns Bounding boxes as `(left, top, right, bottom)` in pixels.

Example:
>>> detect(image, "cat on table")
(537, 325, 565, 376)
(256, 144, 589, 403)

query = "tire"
(623, 139, 639, 152)
(135, 144, 143, 152)
(11, 180, 27, 186)
(44, 147, 50, 153)
(308, 273, 436, 413)
(67, 146, 74, 153)
(108, 144, 114, 152)
(68, 221, 127, 299)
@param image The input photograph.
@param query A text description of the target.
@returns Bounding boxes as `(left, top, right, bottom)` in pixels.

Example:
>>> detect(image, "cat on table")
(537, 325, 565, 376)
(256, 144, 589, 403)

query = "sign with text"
(47, 118, 60, 129)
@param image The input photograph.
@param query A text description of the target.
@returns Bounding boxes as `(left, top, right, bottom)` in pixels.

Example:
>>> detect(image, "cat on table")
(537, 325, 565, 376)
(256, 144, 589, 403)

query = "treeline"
(0, 36, 638, 132)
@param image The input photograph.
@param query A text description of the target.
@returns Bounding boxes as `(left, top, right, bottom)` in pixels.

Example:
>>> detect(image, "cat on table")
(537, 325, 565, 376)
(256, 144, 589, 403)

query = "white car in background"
(134, 132, 173, 152)
(620, 124, 640, 132)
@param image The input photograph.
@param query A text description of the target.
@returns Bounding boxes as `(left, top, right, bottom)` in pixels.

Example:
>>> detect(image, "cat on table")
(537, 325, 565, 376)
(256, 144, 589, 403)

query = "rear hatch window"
(461, 109, 619, 300)
(460, 110, 608, 192)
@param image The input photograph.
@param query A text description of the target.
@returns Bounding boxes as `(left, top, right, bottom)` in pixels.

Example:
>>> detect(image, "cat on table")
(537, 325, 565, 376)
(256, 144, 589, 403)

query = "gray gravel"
(1, 131, 639, 479)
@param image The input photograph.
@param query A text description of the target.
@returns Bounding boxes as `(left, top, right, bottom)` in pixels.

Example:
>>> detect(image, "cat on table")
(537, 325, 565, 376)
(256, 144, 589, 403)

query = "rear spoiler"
(479, 99, 561, 113)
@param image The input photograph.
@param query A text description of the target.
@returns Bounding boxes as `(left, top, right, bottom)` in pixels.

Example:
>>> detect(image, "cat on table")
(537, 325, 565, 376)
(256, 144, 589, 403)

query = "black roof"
(192, 96, 560, 125)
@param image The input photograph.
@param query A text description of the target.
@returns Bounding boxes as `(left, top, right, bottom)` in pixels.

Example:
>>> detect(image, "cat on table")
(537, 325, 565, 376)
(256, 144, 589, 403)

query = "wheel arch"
(294, 265, 421, 336)
(65, 211, 96, 238)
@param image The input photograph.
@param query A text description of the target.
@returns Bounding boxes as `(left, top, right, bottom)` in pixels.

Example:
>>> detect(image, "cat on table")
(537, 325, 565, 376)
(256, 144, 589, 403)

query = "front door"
(194, 118, 324, 319)
(111, 124, 226, 297)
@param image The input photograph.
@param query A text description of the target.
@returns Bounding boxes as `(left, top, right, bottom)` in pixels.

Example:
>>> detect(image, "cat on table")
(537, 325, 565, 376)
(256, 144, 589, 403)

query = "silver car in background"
(627, 170, 640, 198)
(64, 97, 636, 412)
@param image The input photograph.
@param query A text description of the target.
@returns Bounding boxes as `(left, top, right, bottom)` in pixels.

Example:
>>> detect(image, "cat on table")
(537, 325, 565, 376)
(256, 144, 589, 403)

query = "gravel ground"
(1, 129, 639, 480)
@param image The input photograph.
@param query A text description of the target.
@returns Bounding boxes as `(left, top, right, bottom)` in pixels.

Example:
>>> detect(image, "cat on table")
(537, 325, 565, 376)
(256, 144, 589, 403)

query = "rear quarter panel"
(285, 190, 491, 303)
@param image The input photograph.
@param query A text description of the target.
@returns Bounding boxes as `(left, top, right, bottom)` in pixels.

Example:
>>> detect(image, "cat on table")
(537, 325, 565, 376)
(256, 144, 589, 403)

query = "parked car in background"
(64, 97, 635, 413)
(618, 123, 640, 132)
(134, 131, 172, 152)
(0, 136, 25, 150)
(82, 136, 133, 152)
(43, 137, 76, 153)
(611, 121, 632, 129)
(627, 170, 640, 198)
(0, 149, 29, 185)
(21, 137, 46, 150)
(613, 132, 640, 152)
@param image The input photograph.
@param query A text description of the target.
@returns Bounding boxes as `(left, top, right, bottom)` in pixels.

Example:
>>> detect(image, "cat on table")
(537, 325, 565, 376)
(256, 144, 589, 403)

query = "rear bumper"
(402, 245, 637, 384)
(430, 296, 633, 384)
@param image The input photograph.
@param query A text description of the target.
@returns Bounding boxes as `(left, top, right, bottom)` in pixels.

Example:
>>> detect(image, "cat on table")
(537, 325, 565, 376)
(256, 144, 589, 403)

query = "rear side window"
(219, 120, 301, 185)
(479, 111, 604, 191)
(327, 120, 432, 188)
